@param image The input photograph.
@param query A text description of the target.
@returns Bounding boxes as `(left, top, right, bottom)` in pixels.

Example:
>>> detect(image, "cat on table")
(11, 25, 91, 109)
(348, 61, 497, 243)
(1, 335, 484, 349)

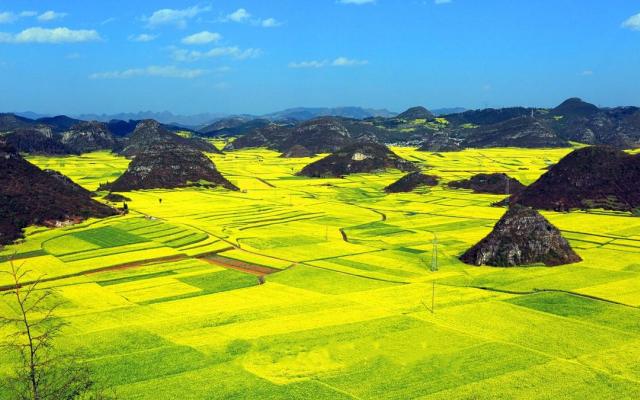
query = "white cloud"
(0, 10, 42, 23)
(145, 5, 210, 28)
(0, 12, 16, 23)
(38, 11, 67, 22)
(0, 27, 101, 43)
(181, 31, 222, 45)
(289, 57, 368, 68)
(338, 0, 376, 4)
(90, 65, 207, 79)
(434, 0, 452, 4)
(261, 18, 282, 28)
(581, 70, 593, 76)
(332, 57, 368, 66)
(129, 33, 157, 42)
(226, 8, 251, 23)
(172, 46, 262, 61)
(101, 17, 117, 25)
(289, 60, 327, 69)
(66, 52, 82, 59)
(622, 13, 640, 31)
(221, 8, 281, 28)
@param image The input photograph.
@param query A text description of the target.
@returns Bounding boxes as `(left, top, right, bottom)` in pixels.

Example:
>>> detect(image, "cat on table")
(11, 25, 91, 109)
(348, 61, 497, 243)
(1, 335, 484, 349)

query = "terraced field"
(2, 146, 640, 399)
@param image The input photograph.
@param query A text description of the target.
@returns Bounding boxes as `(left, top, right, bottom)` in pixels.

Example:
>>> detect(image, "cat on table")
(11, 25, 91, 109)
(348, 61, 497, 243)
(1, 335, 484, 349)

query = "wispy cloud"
(0, 10, 41, 23)
(37, 11, 67, 22)
(181, 31, 222, 45)
(289, 57, 369, 68)
(221, 8, 281, 28)
(0, 12, 17, 23)
(434, 0, 452, 4)
(622, 13, 640, 31)
(129, 33, 157, 42)
(225, 8, 251, 23)
(89, 65, 207, 79)
(261, 18, 282, 28)
(101, 17, 117, 25)
(338, 0, 376, 5)
(172, 46, 262, 61)
(0, 27, 101, 44)
(332, 57, 368, 66)
(288, 60, 326, 69)
(145, 5, 211, 28)
(580, 70, 593, 76)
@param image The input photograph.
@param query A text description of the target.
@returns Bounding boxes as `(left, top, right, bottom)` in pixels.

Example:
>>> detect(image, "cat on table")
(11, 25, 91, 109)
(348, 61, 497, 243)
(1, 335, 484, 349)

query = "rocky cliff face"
(443, 107, 533, 126)
(104, 143, 238, 192)
(448, 173, 526, 195)
(36, 115, 83, 133)
(225, 117, 382, 154)
(2, 126, 75, 155)
(120, 119, 220, 158)
(459, 205, 581, 267)
(0, 140, 116, 245)
(506, 146, 640, 212)
(384, 172, 439, 193)
(223, 123, 293, 151)
(279, 117, 358, 154)
(548, 99, 640, 148)
(298, 141, 418, 178)
(553, 110, 640, 149)
(461, 116, 570, 148)
(280, 145, 313, 158)
(199, 117, 271, 137)
(418, 133, 462, 152)
(0, 113, 36, 131)
(62, 121, 118, 153)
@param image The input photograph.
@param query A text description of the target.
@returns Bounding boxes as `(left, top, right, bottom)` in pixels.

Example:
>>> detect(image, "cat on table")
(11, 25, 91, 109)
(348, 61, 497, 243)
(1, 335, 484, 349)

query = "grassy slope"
(1, 146, 640, 398)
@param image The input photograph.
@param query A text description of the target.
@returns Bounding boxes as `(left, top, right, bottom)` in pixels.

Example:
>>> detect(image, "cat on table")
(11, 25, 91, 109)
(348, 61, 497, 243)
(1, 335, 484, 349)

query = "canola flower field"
(2, 146, 640, 399)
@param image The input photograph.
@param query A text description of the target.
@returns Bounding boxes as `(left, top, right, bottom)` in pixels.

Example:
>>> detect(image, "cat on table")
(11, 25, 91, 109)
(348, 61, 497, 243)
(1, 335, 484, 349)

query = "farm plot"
(1, 146, 640, 399)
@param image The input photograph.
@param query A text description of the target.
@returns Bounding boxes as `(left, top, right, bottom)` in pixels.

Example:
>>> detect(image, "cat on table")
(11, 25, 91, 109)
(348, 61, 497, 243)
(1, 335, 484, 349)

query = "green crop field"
(3, 146, 640, 399)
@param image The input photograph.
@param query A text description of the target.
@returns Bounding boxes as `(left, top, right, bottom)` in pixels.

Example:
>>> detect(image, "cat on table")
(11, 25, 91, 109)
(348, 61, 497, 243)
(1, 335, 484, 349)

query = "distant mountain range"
(432, 107, 467, 116)
(75, 111, 228, 128)
(5, 98, 639, 155)
(14, 107, 465, 128)
(263, 107, 396, 121)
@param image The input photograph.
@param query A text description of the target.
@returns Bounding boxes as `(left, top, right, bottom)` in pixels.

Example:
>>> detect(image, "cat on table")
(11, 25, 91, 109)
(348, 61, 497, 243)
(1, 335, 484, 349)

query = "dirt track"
(197, 253, 281, 276)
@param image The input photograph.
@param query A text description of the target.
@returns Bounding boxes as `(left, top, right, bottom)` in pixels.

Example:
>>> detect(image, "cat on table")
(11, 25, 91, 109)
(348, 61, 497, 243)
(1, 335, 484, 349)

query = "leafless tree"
(0, 259, 114, 400)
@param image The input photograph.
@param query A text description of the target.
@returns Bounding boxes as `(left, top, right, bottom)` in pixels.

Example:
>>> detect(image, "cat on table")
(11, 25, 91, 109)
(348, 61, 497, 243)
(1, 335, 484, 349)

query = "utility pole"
(430, 232, 438, 314)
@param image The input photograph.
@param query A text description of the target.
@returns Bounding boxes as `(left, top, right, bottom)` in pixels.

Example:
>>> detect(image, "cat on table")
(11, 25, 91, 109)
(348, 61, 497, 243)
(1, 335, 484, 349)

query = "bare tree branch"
(1, 257, 116, 399)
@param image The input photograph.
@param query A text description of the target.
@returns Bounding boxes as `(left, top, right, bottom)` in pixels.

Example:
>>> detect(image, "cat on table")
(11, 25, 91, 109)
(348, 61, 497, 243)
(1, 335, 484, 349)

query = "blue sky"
(0, 0, 639, 115)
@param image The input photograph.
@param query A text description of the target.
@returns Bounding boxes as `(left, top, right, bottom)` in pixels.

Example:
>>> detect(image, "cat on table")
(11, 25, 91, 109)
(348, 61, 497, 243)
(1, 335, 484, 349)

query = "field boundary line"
(438, 283, 640, 309)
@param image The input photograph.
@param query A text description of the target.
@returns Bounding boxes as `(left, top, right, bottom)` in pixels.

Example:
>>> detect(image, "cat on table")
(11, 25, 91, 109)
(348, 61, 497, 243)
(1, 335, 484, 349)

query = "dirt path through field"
(197, 253, 281, 276)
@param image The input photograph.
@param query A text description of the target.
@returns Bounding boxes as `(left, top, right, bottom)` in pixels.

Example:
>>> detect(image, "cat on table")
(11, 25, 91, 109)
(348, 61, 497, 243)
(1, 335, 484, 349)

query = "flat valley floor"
(2, 145, 640, 399)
